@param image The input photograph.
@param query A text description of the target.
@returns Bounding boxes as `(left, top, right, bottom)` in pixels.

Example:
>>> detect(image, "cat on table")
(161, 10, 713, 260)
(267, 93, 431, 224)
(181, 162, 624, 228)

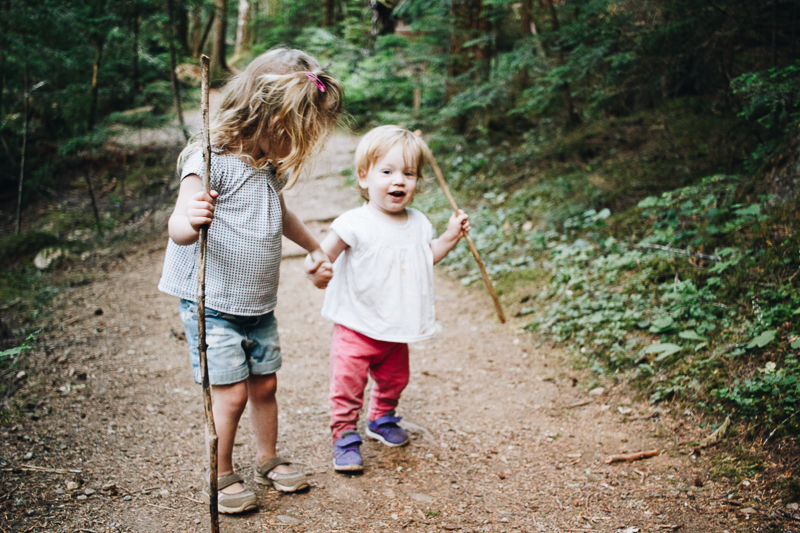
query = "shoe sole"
(332, 459, 364, 472)
(254, 474, 309, 492)
(365, 427, 410, 447)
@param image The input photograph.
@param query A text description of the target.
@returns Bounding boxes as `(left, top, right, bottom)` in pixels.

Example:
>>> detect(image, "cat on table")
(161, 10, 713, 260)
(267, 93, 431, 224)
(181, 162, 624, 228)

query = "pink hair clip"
(305, 72, 326, 93)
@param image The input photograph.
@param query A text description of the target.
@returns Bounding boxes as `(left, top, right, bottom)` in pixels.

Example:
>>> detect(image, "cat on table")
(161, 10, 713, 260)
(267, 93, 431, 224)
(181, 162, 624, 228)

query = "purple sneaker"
(333, 431, 363, 472)
(366, 411, 409, 447)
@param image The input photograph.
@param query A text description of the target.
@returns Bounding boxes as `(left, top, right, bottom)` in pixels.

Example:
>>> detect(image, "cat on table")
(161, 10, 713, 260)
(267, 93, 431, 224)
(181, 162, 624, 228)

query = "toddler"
(306, 125, 469, 471)
(159, 48, 343, 511)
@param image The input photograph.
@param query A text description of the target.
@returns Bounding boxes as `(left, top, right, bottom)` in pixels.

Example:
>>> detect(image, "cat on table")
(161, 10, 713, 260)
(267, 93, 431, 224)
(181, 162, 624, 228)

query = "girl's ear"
(356, 168, 368, 189)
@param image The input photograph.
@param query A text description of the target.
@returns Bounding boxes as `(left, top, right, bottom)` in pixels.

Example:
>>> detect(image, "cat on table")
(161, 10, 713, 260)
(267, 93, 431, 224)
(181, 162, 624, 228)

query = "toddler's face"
(358, 144, 418, 217)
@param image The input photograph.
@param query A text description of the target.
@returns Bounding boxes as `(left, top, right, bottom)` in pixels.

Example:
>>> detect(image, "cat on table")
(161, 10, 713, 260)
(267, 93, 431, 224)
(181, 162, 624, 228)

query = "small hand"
(446, 209, 470, 240)
(187, 190, 219, 231)
(305, 248, 333, 289)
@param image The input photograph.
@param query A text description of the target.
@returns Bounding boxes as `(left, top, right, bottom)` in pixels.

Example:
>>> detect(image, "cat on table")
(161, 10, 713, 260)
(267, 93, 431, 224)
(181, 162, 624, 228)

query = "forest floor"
(0, 103, 787, 533)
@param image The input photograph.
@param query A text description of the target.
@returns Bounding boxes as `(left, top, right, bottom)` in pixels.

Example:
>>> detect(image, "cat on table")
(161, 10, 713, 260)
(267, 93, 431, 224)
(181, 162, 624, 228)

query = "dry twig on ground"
(605, 449, 660, 464)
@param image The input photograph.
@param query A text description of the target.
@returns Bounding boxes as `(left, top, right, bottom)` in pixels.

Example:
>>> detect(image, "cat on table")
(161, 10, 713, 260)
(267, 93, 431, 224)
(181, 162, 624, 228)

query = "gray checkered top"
(158, 150, 285, 316)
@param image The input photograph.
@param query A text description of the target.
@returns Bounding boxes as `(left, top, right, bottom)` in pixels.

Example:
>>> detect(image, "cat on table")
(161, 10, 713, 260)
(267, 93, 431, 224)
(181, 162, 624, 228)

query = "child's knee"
(249, 373, 278, 401)
(213, 382, 249, 413)
(396, 373, 410, 392)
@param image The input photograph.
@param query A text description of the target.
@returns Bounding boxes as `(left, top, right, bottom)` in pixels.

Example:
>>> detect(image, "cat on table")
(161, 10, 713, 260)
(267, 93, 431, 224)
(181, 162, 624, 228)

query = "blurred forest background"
(1, 0, 799, 473)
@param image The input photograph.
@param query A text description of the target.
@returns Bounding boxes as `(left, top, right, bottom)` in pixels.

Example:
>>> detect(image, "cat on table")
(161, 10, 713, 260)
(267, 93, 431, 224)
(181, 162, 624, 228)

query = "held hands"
(305, 248, 333, 289)
(444, 209, 471, 241)
(187, 190, 219, 232)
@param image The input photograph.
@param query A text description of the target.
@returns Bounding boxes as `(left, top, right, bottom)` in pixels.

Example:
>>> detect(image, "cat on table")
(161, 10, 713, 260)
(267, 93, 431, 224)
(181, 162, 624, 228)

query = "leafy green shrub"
(0, 233, 62, 267)
(431, 162, 800, 437)
(732, 61, 800, 166)
(140, 80, 175, 114)
(714, 355, 800, 435)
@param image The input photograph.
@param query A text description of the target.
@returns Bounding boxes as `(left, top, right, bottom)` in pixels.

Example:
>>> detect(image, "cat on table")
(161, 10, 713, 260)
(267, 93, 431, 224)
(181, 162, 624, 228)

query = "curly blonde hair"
(179, 48, 344, 190)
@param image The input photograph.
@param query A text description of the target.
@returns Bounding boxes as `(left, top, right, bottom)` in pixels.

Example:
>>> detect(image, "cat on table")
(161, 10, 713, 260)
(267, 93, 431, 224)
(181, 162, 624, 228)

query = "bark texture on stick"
(418, 133, 506, 323)
(198, 54, 220, 533)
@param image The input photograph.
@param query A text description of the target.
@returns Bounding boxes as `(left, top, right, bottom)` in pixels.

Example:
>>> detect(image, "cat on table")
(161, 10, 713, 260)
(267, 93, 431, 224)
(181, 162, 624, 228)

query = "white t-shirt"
(321, 205, 436, 343)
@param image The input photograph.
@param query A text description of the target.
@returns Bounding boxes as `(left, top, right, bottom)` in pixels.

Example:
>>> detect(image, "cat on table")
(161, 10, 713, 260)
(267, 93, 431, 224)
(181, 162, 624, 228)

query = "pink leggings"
(329, 324, 409, 441)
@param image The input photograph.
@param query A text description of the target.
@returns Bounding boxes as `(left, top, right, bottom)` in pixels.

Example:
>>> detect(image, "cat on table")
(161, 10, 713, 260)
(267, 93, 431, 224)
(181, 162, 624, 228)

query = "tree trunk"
(191, 8, 202, 58)
(792, 0, 797, 57)
(772, 0, 777, 67)
(250, 0, 260, 43)
(176, 0, 190, 54)
(520, 0, 545, 57)
(542, 0, 580, 127)
(520, 0, 533, 36)
(83, 170, 102, 230)
(119, 152, 127, 215)
(372, 0, 396, 36)
(446, 0, 490, 101)
(132, 12, 141, 96)
(167, 0, 190, 141)
(792, 2, 797, 58)
(88, 40, 105, 131)
(235, 0, 250, 55)
(323, 0, 335, 27)
(211, 0, 228, 78)
(0, 0, 8, 125)
(16, 70, 29, 235)
(195, 10, 216, 58)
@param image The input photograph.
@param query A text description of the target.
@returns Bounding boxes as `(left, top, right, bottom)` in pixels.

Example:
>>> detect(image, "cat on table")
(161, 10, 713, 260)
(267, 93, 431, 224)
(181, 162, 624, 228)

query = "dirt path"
(2, 135, 744, 533)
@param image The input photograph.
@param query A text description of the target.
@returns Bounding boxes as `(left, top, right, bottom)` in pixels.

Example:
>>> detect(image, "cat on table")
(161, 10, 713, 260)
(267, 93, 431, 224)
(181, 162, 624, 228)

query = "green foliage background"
(2, 0, 800, 444)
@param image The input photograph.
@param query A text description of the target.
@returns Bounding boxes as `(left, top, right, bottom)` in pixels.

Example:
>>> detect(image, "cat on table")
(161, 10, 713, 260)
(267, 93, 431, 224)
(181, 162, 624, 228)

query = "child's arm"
(280, 194, 331, 270)
(304, 231, 348, 289)
(168, 175, 219, 245)
(430, 210, 470, 264)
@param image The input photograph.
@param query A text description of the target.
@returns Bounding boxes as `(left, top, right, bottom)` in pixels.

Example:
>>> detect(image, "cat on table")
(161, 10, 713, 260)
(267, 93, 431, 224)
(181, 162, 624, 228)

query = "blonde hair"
(354, 125, 428, 200)
(179, 48, 344, 190)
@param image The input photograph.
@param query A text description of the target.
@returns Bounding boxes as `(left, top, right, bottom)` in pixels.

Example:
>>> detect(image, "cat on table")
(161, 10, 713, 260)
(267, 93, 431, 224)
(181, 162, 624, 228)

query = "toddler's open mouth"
(388, 191, 406, 198)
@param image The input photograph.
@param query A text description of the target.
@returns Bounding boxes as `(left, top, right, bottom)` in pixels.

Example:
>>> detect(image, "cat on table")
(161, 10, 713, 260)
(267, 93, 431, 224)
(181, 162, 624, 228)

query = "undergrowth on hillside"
(421, 153, 800, 442)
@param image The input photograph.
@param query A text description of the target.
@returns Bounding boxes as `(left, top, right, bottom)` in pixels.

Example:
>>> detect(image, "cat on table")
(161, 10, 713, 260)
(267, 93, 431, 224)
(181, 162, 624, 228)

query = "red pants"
(329, 324, 409, 441)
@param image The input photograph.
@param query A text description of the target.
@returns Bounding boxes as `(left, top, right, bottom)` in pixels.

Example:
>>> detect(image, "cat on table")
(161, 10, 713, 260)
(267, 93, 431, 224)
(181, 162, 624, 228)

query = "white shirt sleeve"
(329, 211, 359, 248)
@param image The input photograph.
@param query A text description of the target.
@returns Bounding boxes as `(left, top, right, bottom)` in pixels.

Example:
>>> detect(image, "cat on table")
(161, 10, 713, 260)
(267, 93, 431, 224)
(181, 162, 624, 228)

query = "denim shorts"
(179, 299, 282, 385)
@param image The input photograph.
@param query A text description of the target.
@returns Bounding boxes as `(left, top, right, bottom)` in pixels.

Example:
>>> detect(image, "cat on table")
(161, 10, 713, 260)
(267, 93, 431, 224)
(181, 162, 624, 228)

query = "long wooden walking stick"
(197, 54, 220, 533)
(422, 140, 506, 323)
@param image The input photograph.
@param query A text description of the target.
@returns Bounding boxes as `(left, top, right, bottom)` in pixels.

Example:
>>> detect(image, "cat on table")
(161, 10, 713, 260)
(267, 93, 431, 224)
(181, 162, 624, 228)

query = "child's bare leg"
(246, 373, 296, 475)
(208, 382, 248, 494)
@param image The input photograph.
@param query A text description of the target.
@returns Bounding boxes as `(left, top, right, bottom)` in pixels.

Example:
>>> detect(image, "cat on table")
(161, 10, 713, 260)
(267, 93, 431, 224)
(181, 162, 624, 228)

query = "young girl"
(305, 125, 469, 471)
(158, 48, 343, 512)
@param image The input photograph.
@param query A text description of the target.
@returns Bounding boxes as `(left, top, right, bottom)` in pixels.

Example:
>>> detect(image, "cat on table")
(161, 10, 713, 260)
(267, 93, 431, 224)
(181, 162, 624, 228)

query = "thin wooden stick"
(421, 141, 506, 323)
(605, 449, 659, 464)
(197, 54, 220, 533)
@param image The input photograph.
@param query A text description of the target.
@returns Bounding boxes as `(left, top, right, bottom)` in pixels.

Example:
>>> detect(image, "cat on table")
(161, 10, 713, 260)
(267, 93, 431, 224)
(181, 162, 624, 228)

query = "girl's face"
(358, 144, 418, 218)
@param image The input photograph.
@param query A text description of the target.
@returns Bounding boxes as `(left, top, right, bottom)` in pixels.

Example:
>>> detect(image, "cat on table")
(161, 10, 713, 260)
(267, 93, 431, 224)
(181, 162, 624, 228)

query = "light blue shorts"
(179, 299, 282, 385)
